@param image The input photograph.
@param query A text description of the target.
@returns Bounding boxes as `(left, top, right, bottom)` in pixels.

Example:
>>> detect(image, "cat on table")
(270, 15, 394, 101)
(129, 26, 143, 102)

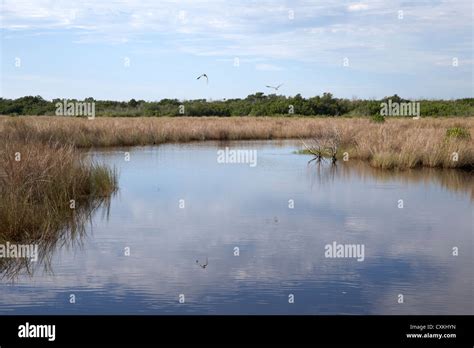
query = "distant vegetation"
(1, 94, 473, 117)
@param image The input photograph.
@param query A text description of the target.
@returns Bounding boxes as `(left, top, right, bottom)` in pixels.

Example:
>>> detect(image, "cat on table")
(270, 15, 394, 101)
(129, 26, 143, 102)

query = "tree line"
(1, 93, 472, 117)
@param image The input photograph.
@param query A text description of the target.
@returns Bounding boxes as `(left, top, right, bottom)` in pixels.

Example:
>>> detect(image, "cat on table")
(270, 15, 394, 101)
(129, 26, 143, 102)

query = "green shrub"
(446, 127, 471, 140)
(371, 114, 385, 123)
(2, 96, 473, 117)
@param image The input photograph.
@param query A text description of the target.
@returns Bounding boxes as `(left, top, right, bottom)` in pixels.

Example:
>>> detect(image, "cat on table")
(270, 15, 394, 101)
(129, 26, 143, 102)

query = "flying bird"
(266, 83, 283, 91)
(196, 257, 208, 269)
(197, 73, 208, 84)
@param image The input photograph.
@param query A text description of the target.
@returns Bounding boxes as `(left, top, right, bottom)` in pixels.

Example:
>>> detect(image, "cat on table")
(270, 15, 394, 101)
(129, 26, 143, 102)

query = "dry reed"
(1, 116, 472, 169)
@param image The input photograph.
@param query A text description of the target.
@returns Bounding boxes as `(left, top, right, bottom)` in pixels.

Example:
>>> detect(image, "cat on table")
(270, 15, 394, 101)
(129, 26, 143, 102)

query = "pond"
(0, 140, 472, 314)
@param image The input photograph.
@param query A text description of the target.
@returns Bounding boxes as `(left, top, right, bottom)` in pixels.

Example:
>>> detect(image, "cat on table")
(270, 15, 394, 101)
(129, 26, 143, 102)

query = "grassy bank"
(0, 131, 117, 268)
(1, 116, 473, 169)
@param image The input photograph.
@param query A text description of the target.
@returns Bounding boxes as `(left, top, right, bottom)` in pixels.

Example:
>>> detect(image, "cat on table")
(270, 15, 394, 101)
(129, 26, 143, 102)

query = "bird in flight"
(266, 83, 283, 91)
(196, 257, 208, 269)
(197, 73, 208, 84)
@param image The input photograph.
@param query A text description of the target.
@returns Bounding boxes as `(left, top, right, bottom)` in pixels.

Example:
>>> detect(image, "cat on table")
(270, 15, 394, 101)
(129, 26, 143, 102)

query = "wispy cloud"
(2, 0, 472, 65)
(347, 2, 369, 11)
(1, 0, 472, 99)
(255, 63, 284, 71)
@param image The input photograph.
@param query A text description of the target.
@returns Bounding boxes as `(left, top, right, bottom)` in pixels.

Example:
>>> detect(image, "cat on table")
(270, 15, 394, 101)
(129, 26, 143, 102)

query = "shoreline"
(1, 116, 472, 170)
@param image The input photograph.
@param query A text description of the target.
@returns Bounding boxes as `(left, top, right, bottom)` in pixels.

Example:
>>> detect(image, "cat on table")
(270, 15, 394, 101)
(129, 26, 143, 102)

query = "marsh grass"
(1, 115, 473, 170)
(0, 130, 118, 277)
(0, 139, 117, 239)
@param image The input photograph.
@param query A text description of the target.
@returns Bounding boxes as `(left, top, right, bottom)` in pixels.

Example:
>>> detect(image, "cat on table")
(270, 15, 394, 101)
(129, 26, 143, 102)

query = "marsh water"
(0, 140, 472, 314)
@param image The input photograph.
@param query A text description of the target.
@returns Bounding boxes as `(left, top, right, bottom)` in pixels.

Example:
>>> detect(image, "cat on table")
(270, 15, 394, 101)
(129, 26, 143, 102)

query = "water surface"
(1, 140, 472, 314)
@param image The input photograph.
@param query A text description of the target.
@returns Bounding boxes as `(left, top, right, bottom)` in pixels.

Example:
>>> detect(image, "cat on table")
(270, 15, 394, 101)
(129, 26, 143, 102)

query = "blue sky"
(0, 0, 472, 101)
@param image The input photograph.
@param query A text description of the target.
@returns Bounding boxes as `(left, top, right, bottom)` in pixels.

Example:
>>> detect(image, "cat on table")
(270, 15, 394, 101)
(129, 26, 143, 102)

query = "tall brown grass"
(1, 116, 472, 169)
(0, 127, 117, 272)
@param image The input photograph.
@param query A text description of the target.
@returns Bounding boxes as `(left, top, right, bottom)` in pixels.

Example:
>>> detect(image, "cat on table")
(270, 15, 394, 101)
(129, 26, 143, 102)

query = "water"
(1, 140, 472, 314)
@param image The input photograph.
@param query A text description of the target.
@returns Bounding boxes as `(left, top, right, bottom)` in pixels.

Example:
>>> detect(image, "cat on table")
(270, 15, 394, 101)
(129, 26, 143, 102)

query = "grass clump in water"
(0, 139, 118, 245)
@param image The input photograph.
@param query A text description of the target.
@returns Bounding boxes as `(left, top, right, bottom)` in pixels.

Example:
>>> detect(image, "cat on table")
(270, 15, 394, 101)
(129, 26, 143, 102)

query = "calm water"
(1, 140, 473, 314)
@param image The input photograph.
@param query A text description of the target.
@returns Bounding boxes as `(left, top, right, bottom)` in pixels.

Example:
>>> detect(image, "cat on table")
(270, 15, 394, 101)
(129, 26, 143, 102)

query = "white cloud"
(255, 63, 284, 71)
(347, 3, 369, 11)
(1, 0, 472, 80)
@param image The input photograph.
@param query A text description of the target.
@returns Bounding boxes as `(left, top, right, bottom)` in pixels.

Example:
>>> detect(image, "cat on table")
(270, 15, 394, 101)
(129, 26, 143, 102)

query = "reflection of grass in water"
(0, 136, 118, 280)
(0, 196, 113, 280)
(349, 162, 473, 200)
(310, 160, 474, 201)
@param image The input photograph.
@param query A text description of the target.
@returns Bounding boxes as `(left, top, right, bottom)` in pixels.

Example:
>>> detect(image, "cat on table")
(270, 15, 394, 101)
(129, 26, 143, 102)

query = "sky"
(0, 0, 473, 101)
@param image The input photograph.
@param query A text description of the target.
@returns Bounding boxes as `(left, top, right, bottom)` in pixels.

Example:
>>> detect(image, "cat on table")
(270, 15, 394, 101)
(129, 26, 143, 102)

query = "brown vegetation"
(1, 116, 472, 169)
(0, 122, 117, 268)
